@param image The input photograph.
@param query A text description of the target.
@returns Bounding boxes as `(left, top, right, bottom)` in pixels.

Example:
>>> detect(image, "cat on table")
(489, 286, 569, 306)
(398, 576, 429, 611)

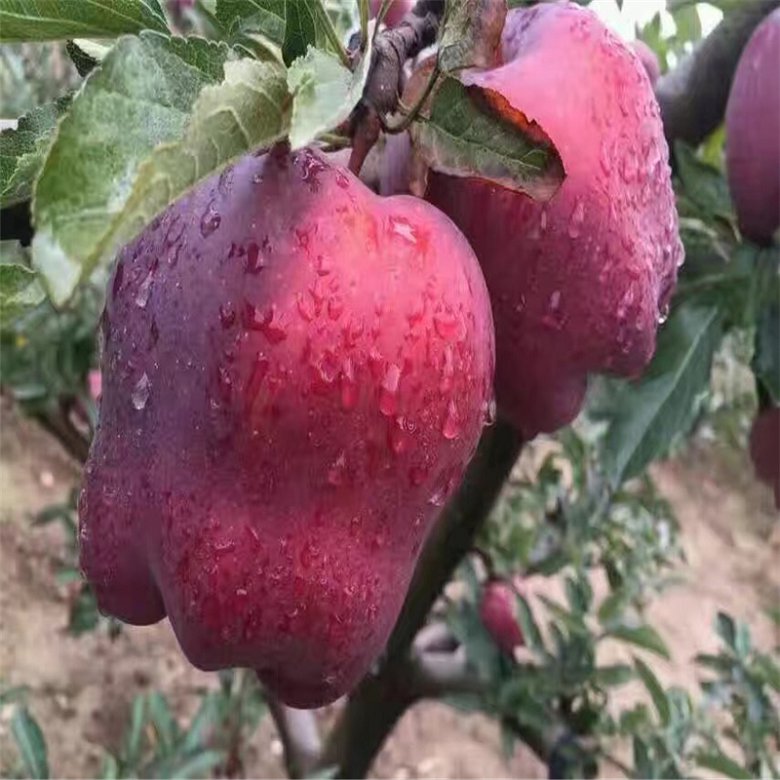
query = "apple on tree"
(79, 148, 494, 708)
(425, 3, 683, 439)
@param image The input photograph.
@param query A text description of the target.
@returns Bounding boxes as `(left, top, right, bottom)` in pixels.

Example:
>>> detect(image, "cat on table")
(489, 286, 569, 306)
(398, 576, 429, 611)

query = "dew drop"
(131, 373, 150, 410)
(379, 363, 401, 416)
(135, 270, 153, 308)
(219, 303, 236, 329)
(200, 201, 222, 238)
(340, 358, 358, 410)
(245, 242, 265, 273)
(657, 301, 670, 325)
(568, 200, 586, 239)
(328, 451, 348, 486)
(442, 399, 461, 440)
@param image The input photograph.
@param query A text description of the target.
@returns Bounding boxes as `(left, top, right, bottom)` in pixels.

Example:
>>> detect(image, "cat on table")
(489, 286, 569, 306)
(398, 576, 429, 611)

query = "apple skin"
(631, 40, 661, 85)
(369, 0, 414, 28)
(426, 3, 682, 438)
(479, 580, 524, 656)
(749, 407, 780, 509)
(725, 8, 780, 246)
(79, 147, 494, 708)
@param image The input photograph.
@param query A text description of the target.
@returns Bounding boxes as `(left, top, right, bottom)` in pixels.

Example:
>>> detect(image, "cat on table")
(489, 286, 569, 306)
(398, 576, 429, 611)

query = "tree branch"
(267, 696, 322, 779)
(318, 419, 523, 778)
(656, 0, 779, 150)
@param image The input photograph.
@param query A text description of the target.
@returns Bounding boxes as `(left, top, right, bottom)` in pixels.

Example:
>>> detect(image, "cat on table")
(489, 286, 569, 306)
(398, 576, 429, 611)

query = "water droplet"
(218, 365, 233, 401)
(568, 200, 585, 239)
(296, 292, 315, 322)
(219, 304, 236, 328)
(328, 451, 348, 486)
(135, 271, 153, 308)
(200, 201, 221, 237)
(379, 363, 401, 416)
(131, 373, 150, 410)
(387, 417, 411, 455)
(335, 171, 349, 189)
(657, 301, 670, 325)
(245, 242, 265, 273)
(245, 303, 287, 343)
(442, 399, 461, 440)
(315, 255, 332, 276)
(483, 397, 497, 426)
(389, 216, 417, 244)
(439, 345, 455, 392)
(340, 358, 358, 410)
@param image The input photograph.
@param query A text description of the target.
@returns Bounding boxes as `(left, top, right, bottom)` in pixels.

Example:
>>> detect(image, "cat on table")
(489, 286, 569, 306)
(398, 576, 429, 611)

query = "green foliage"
(0, 0, 170, 42)
(410, 75, 565, 202)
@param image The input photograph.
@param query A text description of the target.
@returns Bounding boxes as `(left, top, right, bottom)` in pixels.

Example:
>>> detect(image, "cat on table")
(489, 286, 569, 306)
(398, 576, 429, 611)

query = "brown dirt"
(0, 401, 777, 778)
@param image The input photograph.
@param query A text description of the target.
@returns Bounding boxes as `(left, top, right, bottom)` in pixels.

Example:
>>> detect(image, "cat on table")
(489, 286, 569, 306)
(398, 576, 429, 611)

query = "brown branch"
(33, 403, 90, 464)
(656, 0, 780, 150)
(267, 696, 322, 779)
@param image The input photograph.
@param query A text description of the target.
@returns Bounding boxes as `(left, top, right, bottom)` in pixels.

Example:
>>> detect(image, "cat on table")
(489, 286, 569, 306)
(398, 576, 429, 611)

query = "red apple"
(426, 3, 682, 438)
(725, 8, 780, 245)
(480, 579, 524, 656)
(79, 147, 494, 708)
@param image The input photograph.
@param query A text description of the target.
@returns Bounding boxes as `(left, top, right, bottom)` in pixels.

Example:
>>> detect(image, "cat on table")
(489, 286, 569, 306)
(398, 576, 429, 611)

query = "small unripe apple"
(79, 147, 494, 708)
(725, 9, 780, 245)
(426, 3, 682, 438)
(479, 579, 524, 656)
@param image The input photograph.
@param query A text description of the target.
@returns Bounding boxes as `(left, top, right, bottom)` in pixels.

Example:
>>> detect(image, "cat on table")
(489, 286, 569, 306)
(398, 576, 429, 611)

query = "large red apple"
(79, 147, 494, 708)
(426, 3, 682, 438)
(725, 8, 780, 246)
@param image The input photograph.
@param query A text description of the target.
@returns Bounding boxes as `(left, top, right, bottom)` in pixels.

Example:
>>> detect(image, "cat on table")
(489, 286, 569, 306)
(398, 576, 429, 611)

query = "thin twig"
(267, 696, 322, 779)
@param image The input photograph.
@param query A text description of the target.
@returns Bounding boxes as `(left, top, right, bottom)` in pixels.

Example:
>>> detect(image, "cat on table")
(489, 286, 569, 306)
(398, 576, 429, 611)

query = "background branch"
(656, 0, 779, 150)
(267, 697, 322, 779)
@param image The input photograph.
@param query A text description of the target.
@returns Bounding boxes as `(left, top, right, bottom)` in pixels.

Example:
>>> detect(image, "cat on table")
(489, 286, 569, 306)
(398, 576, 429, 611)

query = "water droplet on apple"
(131, 373, 150, 410)
(379, 363, 401, 416)
(442, 399, 461, 440)
(135, 270, 153, 308)
(200, 201, 222, 237)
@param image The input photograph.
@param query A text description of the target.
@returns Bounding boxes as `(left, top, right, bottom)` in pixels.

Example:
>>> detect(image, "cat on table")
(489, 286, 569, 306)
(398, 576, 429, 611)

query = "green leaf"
(591, 302, 723, 486)
(123, 695, 147, 767)
(0, 97, 70, 208)
(142, 748, 225, 779)
(607, 623, 670, 659)
(68, 585, 101, 635)
(411, 74, 565, 201)
(182, 693, 223, 752)
(438, 0, 506, 72)
(216, 0, 285, 46)
(11, 707, 49, 780)
(515, 594, 546, 658)
(0, 246, 45, 325)
(696, 751, 753, 779)
(0, 0, 169, 42)
(753, 300, 780, 403)
(287, 39, 370, 150)
(0, 685, 28, 706)
(633, 656, 671, 725)
(715, 611, 737, 651)
(32, 32, 290, 304)
(675, 141, 733, 223)
(147, 692, 178, 752)
(282, 0, 341, 66)
(594, 664, 635, 688)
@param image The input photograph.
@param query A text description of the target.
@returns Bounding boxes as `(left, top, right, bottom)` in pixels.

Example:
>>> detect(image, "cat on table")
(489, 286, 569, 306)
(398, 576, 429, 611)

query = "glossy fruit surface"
(79, 147, 494, 708)
(480, 580, 524, 656)
(725, 8, 780, 245)
(426, 3, 682, 437)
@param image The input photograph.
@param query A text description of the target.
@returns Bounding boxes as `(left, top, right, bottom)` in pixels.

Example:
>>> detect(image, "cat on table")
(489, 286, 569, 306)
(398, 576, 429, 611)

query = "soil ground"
(1, 401, 777, 778)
